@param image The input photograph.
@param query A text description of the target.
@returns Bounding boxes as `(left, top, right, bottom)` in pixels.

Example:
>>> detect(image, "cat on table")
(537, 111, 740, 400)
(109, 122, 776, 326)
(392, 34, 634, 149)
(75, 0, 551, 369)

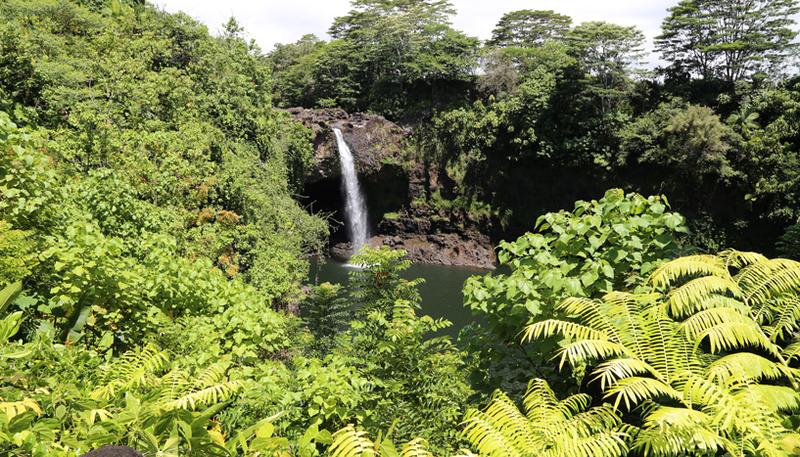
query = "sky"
(154, 0, 676, 57)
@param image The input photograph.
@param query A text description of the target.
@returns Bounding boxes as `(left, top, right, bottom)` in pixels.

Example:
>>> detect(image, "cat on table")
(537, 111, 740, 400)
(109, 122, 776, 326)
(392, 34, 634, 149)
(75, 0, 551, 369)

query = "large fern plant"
(523, 250, 800, 456)
(327, 378, 630, 457)
(42, 345, 242, 455)
(461, 378, 630, 457)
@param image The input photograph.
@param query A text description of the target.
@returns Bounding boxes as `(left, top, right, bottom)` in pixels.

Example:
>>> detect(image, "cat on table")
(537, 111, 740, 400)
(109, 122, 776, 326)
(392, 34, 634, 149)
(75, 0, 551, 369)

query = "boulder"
(373, 232, 496, 269)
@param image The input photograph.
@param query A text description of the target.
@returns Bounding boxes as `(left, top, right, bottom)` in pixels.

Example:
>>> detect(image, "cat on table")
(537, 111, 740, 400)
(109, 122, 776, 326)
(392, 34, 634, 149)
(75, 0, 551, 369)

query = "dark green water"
(308, 260, 494, 334)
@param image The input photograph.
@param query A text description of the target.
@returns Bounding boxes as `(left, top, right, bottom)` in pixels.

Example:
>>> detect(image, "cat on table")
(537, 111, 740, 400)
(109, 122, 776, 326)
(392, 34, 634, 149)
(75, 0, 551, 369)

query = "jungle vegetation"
(3, 0, 800, 456)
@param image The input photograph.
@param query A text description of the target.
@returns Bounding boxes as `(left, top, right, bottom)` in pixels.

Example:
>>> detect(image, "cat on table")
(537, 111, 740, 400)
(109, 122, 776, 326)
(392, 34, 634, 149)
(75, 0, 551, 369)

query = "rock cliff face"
(372, 213, 496, 269)
(290, 107, 496, 268)
(287, 107, 408, 184)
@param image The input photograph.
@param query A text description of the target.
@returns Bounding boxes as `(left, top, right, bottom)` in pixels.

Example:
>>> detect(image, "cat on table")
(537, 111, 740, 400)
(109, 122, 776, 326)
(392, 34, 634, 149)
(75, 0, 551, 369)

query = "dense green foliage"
(465, 189, 687, 338)
(269, 0, 478, 119)
(5, 0, 800, 456)
(326, 250, 800, 457)
(458, 190, 688, 398)
(269, 0, 800, 255)
(657, 0, 799, 81)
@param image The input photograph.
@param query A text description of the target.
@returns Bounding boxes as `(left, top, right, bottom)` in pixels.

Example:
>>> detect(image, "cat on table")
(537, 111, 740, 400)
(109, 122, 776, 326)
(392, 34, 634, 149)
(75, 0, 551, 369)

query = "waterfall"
(333, 128, 369, 253)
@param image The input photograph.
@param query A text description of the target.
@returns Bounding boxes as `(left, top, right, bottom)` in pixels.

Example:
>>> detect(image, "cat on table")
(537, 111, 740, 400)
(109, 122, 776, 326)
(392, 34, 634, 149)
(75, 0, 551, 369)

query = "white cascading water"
(333, 128, 369, 253)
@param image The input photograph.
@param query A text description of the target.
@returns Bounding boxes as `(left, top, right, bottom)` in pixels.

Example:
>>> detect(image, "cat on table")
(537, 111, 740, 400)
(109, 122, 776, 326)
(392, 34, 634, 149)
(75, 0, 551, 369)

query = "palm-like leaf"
(329, 425, 378, 457)
(400, 438, 434, 457)
(604, 377, 681, 410)
(665, 276, 741, 318)
(462, 378, 628, 457)
(91, 344, 170, 400)
(522, 252, 800, 456)
(649, 255, 728, 289)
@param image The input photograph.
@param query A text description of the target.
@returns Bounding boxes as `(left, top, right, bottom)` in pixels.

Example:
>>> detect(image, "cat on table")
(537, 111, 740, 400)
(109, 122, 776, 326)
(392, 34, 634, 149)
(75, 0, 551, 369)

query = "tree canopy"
(657, 0, 800, 81)
(487, 10, 572, 48)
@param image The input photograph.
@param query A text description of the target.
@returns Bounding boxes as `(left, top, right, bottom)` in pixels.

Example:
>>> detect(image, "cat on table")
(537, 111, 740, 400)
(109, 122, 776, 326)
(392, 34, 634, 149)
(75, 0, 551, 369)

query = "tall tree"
(569, 21, 645, 89)
(268, 34, 328, 107)
(487, 10, 572, 48)
(657, 0, 800, 82)
(327, 0, 478, 117)
(568, 21, 645, 117)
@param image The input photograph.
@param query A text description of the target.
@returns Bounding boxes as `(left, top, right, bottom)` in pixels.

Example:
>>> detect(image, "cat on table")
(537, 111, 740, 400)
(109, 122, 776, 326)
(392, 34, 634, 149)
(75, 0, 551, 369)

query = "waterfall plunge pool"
(308, 259, 494, 335)
(320, 127, 491, 335)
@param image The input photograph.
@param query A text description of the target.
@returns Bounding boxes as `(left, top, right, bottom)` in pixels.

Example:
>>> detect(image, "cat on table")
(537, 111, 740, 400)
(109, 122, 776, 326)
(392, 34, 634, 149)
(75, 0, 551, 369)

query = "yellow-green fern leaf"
(330, 425, 377, 457)
(165, 380, 242, 411)
(591, 358, 664, 390)
(556, 339, 630, 369)
(665, 276, 740, 318)
(649, 256, 728, 289)
(462, 409, 524, 457)
(736, 258, 800, 304)
(706, 353, 796, 385)
(400, 438, 433, 457)
(521, 319, 609, 344)
(604, 377, 682, 411)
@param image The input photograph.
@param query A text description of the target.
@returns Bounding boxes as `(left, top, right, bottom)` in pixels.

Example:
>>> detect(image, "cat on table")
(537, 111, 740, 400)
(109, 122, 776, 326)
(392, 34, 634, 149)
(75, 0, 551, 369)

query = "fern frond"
(194, 362, 229, 388)
(557, 296, 625, 343)
(542, 431, 628, 457)
(463, 378, 628, 457)
(764, 296, 800, 341)
(632, 424, 726, 457)
(783, 339, 800, 362)
(91, 344, 169, 400)
(639, 315, 695, 382)
(521, 319, 609, 343)
(679, 373, 726, 407)
(556, 340, 630, 369)
(603, 292, 655, 355)
(591, 358, 664, 390)
(523, 378, 562, 422)
(557, 393, 594, 419)
(696, 322, 779, 356)
(400, 438, 433, 457)
(641, 405, 710, 429)
(164, 380, 242, 411)
(719, 250, 768, 269)
(462, 409, 524, 457)
(706, 353, 795, 385)
(665, 276, 740, 318)
(678, 307, 752, 340)
(330, 425, 377, 457)
(736, 258, 800, 304)
(649, 256, 728, 289)
(603, 377, 682, 411)
(557, 404, 622, 439)
(158, 368, 189, 404)
(679, 308, 778, 356)
(736, 384, 800, 413)
(481, 391, 538, 452)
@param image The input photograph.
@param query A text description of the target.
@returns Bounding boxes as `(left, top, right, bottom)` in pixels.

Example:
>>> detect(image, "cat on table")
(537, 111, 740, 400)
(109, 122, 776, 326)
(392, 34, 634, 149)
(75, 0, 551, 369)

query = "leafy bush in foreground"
(464, 188, 688, 339)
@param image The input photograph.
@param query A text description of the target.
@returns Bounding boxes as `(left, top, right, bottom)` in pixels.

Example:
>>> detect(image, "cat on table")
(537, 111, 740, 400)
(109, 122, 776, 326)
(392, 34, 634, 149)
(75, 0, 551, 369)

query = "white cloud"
(153, 0, 675, 55)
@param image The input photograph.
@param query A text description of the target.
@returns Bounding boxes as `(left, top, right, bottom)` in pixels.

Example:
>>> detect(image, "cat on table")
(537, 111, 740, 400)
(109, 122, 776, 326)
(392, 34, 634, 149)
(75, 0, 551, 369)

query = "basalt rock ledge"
(290, 107, 496, 269)
(288, 107, 408, 184)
